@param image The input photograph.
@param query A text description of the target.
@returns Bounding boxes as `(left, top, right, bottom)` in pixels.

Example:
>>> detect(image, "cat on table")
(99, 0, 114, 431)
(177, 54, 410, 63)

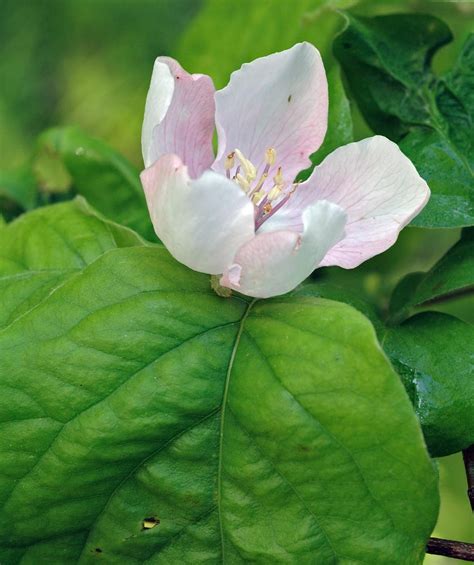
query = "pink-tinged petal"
(214, 42, 328, 182)
(262, 136, 430, 267)
(141, 154, 255, 274)
(220, 201, 346, 298)
(142, 57, 216, 178)
(314, 137, 430, 268)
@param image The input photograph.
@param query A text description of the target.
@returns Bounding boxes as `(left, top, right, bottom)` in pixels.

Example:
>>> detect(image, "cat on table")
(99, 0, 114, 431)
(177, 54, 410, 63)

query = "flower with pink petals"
(140, 43, 430, 299)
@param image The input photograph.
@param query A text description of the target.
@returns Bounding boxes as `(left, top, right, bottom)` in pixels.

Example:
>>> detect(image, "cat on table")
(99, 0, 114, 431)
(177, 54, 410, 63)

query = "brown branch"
(427, 538, 474, 561)
(463, 445, 474, 511)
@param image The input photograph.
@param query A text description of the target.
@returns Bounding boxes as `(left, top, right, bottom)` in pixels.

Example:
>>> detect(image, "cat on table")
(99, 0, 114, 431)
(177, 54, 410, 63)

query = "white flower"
(140, 43, 429, 298)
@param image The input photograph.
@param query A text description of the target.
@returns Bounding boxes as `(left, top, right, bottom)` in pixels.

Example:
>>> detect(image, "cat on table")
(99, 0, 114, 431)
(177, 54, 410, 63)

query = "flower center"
(224, 148, 299, 230)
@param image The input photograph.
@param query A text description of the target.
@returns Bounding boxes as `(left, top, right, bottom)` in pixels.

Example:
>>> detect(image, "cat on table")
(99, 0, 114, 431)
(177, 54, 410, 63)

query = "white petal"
(141, 155, 255, 274)
(142, 60, 174, 168)
(142, 57, 216, 178)
(312, 137, 430, 268)
(214, 42, 328, 182)
(220, 201, 346, 298)
(259, 137, 430, 252)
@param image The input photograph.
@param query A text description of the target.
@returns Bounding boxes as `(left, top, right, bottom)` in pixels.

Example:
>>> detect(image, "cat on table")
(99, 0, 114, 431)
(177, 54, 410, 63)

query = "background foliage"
(0, 0, 472, 563)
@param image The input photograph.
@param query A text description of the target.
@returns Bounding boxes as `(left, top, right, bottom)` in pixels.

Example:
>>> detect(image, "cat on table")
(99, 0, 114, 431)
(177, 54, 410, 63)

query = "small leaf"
(35, 127, 155, 239)
(388, 272, 426, 324)
(389, 229, 473, 320)
(410, 228, 473, 304)
(334, 15, 473, 228)
(383, 311, 474, 456)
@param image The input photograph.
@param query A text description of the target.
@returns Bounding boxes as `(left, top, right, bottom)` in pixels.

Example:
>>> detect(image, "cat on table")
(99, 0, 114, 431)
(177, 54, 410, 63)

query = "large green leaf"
(389, 228, 474, 322)
(0, 207, 438, 563)
(0, 197, 146, 329)
(383, 312, 474, 457)
(334, 15, 473, 228)
(35, 127, 155, 240)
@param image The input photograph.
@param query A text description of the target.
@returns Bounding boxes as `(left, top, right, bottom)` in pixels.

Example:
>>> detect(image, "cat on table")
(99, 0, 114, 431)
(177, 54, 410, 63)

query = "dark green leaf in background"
(0, 167, 38, 221)
(177, 0, 356, 89)
(334, 14, 474, 228)
(179, 0, 355, 183)
(298, 64, 354, 181)
(389, 228, 474, 322)
(0, 202, 438, 564)
(383, 312, 474, 457)
(35, 127, 155, 240)
(409, 227, 474, 305)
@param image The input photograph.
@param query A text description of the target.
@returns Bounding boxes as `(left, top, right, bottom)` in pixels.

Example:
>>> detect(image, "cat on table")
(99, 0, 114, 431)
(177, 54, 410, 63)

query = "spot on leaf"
(142, 516, 160, 530)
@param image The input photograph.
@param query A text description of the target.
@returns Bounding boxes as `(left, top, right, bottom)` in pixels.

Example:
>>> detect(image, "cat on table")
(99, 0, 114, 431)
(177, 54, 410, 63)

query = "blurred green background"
(1, 0, 472, 170)
(0, 0, 472, 562)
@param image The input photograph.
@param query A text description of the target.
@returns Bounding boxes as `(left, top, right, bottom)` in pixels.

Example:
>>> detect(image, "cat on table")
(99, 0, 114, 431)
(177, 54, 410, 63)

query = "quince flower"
(140, 43, 429, 298)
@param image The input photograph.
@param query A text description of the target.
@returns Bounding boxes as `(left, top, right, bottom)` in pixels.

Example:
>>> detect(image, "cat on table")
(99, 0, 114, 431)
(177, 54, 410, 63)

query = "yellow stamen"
(263, 203, 272, 214)
(265, 147, 276, 165)
(273, 166, 284, 186)
(235, 173, 250, 193)
(235, 148, 257, 182)
(267, 186, 282, 201)
(251, 191, 265, 205)
(252, 172, 268, 193)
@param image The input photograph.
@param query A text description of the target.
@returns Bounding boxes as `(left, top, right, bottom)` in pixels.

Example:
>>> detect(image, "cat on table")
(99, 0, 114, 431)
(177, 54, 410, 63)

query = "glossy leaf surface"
(383, 312, 474, 456)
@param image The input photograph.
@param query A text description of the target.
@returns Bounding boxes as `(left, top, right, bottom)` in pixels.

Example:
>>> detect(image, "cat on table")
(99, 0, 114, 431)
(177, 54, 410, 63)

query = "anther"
(273, 167, 284, 186)
(263, 203, 272, 214)
(265, 148, 276, 166)
(235, 149, 257, 182)
(224, 152, 235, 170)
(267, 186, 282, 201)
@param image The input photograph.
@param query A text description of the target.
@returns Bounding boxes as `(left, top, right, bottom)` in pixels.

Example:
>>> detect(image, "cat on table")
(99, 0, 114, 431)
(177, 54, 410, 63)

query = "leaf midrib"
(217, 297, 257, 563)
